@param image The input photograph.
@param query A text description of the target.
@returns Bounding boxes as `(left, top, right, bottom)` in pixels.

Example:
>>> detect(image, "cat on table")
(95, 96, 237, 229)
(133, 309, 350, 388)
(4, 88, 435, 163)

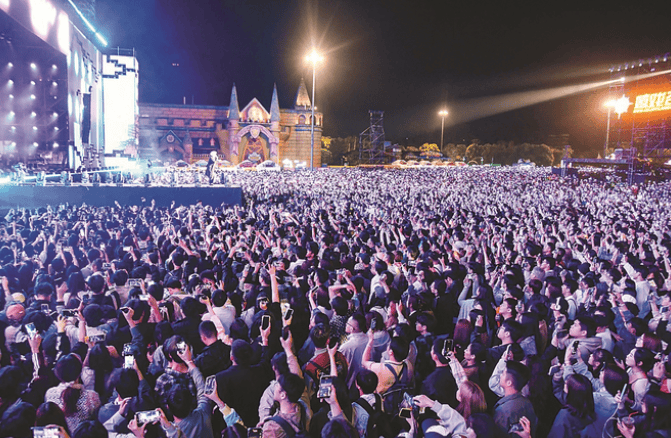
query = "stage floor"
(0, 184, 243, 213)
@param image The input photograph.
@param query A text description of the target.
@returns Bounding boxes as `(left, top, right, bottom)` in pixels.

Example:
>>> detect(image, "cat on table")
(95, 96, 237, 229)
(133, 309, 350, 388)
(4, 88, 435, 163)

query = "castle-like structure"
(137, 81, 322, 166)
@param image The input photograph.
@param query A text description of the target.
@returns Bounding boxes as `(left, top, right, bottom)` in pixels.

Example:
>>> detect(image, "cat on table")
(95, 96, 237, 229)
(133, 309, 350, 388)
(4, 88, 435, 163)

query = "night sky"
(96, 0, 671, 154)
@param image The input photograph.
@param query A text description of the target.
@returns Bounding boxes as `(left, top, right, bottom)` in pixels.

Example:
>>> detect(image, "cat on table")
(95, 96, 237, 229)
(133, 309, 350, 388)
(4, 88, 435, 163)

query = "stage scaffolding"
(359, 110, 387, 164)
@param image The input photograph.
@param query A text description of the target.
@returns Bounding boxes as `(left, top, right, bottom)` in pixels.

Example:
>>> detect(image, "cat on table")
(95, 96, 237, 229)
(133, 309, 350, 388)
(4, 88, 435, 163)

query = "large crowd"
(0, 166, 670, 438)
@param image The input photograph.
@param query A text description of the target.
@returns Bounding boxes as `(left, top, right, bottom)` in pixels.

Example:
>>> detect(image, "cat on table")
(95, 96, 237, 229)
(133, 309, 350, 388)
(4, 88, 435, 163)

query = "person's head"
(501, 360, 530, 393)
(570, 316, 596, 339)
(388, 337, 409, 362)
(641, 390, 671, 428)
(588, 348, 613, 374)
(115, 368, 140, 399)
(0, 366, 22, 405)
(0, 401, 37, 438)
(600, 364, 629, 397)
(456, 381, 487, 420)
(498, 319, 523, 343)
(270, 351, 289, 378)
(230, 339, 254, 367)
(320, 418, 359, 438)
(163, 335, 188, 365)
(346, 313, 366, 335)
(167, 383, 196, 420)
(355, 369, 378, 395)
(71, 420, 108, 438)
(465, 413, 498, 438)
(198, 320, 218, 345)
(275, 372, 305, 404)
(564, 374, 595, 418)
(415, 311, 436, 335)
(309, 322, 330, 349)
(35, 401, 69, 433)
(54, 353, 82, 383)
(626, 347, 655, 372)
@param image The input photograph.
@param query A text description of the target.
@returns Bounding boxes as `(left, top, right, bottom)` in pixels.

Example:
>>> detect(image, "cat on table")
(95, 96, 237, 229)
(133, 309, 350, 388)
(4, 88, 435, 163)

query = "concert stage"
(0, 185, 243, 213)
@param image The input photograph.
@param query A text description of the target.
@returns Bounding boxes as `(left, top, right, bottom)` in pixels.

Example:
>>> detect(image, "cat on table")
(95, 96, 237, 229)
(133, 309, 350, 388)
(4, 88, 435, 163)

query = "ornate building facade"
(137, 81, 322, 166)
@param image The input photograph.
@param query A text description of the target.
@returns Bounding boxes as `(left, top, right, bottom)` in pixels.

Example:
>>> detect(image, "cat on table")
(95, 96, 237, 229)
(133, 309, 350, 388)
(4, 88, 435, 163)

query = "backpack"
(268, 415, 309, 438)
(356, 394, 395, 438)
(381, 361, 414, 416)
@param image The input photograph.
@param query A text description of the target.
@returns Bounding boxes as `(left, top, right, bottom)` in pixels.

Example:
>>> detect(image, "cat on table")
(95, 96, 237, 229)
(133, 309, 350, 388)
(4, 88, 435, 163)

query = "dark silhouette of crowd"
(0, 166, 670, 438)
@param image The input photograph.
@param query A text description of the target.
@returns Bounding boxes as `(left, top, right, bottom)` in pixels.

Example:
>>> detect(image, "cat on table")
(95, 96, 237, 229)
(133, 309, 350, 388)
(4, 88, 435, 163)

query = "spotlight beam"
(443, 68, 671, 126)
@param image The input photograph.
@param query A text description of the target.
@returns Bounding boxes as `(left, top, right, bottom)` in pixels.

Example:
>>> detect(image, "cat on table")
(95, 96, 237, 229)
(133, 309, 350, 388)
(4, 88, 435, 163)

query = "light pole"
(306, 50, 323, 169)
(438, 110, 448, 150)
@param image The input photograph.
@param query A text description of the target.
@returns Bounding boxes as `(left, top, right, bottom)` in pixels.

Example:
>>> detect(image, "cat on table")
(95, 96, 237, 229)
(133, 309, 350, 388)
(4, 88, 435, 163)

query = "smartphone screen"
(399, 408, 412, 418)
(317, 375, 334, 399)
(284, 308, 294, 321)
(124, 355, 134, 369)
(204, 375, 216, 395)
(26, 323, 37, 339)
(262, 315, 270, 330)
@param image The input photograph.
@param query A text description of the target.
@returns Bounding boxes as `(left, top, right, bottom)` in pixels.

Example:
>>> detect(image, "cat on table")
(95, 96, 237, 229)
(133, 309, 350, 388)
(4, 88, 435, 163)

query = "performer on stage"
(206, 151, 217, 183)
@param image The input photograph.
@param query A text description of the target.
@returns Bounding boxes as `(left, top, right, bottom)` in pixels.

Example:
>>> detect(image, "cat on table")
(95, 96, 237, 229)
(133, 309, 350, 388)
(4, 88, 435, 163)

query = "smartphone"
(282, 326, 291, 341)
(60, 309, 77, 318)
(122, 343, 133, 356)
(317, 375, 334, 399)
(124, 355, 135, 369)
(102, 262, 112, 270)
(135, 410, 160, 426)
(370, 318, 378, 331)
(204, 375, 216, 395)
(138, 294, 150, 301)
(661, 306, 669, 314)
(548, 364, 561, 376)
(31, 426, 61, 437)
(128, 279, 143, 287)
(399, 408, 412, 419)
(120, 307, 131, 314)
(26, 322, 37, 339)
(284, 307, 294, 321)
(124, 246, 132, 253)
(328, 336, 338, 349)
(621, 383, 628, 397)
(261, 315, 271, 330)
(41, 304, 50, 314)
(177, 341, 187, 354)
(88, 333, 106, 343)
(571, 340, 580, 355)
(247, 428, 262, 438)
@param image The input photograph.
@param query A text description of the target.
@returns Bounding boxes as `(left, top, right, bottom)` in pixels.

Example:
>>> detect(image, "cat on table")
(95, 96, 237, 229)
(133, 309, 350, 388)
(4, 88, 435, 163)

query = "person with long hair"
(44, 353, 101, 432)
(616, 390, 671, 438)
(548, 374, 597, 438)
(625, 347, 655, 411)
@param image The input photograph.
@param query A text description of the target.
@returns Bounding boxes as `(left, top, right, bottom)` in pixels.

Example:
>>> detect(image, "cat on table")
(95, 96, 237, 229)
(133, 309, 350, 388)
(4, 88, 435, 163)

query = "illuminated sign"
(633, 91, 671, 114)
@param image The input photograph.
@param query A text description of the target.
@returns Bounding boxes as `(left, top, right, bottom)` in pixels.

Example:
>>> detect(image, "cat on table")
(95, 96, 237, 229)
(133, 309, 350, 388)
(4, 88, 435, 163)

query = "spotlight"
(53, 142, 59, 148)
(54, 127, 59, 131)
(8, 110, 14, 117)
(8, 62, 12, 67)
(30, 80, 35, 85)
(33, 126, 38, 131)
(32, 142, 38, 147)
(7, 79, 13, 85)
(10, 126, 15, 131)
(52, 81, 57, 87)
(30, 63, 36, 69)
(52, 112, 58, 117)
(52, 64, 57, 69)
(8, 94, 13, 99)
(30, 111, 36, 117)
(30, 94, 36, 100)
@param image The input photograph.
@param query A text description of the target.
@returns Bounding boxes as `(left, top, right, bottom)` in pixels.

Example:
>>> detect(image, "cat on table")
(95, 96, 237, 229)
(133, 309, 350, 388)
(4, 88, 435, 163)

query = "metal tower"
(359, 110, 387, 164)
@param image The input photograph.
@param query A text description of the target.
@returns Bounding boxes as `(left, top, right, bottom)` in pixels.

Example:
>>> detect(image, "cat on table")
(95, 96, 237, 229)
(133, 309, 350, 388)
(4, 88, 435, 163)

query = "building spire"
(228, 83, 240, 120)
(294, 78, 311, 109)
(270, 83, 280, 122)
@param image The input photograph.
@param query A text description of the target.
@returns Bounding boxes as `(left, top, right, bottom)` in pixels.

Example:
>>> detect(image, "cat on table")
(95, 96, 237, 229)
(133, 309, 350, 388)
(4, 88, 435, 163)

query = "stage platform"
(0, 184, 243, 213)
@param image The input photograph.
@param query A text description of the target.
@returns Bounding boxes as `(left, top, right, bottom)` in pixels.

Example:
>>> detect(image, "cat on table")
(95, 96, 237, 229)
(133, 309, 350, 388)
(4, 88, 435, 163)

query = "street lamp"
(438, 110, 448, 150)
(306, 50, 324, 169)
